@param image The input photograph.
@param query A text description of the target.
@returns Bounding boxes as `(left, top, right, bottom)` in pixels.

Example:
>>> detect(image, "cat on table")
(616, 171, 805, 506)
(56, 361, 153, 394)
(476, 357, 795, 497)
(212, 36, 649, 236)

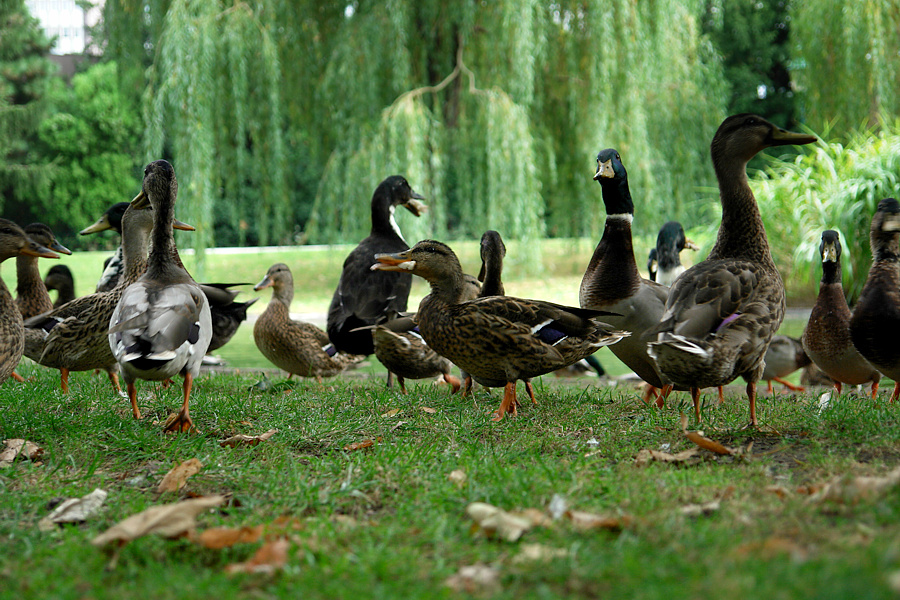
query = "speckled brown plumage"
(849, 199, 900, 402)
(648, 114, 816, 426)
(15, 223, 69, 319)
(254, 263, 362, 380)
(802, 230, 880, 396)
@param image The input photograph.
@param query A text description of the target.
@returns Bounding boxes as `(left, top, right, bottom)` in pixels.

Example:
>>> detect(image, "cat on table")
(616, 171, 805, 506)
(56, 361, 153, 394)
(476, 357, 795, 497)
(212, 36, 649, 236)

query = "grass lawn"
(2, 362, 900, 599)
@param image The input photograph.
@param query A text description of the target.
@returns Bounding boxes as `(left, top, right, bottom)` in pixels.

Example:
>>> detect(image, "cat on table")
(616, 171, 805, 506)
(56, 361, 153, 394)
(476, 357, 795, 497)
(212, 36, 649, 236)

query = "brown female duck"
(15, 223, 70, 320)
(253, 263, 362, 380)
(648, 114, 816, 426)
(109, 160, 212, 433)
(44, 265, 76, 308)
(761, 335, 811, 394)
(373, 240, 628, 420)
(0, 220, 58, 384)
(849, 199, 900, 402)
(802, 230, 880, 396)
(80, 202, 130, 292)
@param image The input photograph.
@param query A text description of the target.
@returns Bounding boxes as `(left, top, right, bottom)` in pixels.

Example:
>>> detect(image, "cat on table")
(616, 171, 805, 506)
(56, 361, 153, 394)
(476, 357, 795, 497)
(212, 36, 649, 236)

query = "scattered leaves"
(343, 437, 382, 452)
(157, 458, 203, 493)
(219, 429, 278, 448)
(512, 543, 569, 564)
(565, 510, 632, 532)
(38, 488, 108, 531)
(466, 502, 533, 542)
(193, 525, 263, 549)
(448, 469, 467, 488)
(0, 439, 43, 467)
(444, 563, 501, 595)
(809, 466, 900, 505)
(225, 538, 290, 574)
(634, 448, 701, 467)
(91, 495, 226, 547)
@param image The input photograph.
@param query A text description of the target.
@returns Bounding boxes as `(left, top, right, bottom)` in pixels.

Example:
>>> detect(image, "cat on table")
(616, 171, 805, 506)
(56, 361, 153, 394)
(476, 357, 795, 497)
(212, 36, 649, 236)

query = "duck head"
(131, 160, 178, 211)
(820, 230, 841, 264)
(478, 230, 506, 283)
(79, 202, 130, 235)
(254, 263, 293, 292)
(711, 114, 817, 169)
(593, 148, 634, 216)
(376, 175, 427, 217)
(0, 219, 59, 262)
(372, 239, 462, 285)
(23, 223, 71, 256)
(870, 198, 900, 258)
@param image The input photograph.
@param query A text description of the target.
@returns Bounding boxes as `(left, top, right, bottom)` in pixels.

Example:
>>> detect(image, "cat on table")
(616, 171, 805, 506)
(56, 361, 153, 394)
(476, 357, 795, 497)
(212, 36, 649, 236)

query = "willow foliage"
(792, 0, 900, 135)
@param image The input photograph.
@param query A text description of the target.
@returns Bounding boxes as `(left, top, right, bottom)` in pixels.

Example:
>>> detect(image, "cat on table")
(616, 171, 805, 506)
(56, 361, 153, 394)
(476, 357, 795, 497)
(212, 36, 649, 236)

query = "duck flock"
(2, 113, 898, 432)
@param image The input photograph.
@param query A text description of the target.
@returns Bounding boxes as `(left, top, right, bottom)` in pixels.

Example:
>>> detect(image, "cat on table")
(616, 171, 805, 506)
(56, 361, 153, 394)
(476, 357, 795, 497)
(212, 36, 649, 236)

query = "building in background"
(24, 0, 101, 56)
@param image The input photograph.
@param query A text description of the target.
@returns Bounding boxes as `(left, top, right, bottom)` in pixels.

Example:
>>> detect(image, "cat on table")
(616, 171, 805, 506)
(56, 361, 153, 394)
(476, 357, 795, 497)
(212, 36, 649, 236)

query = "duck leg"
(492, 382, 518, 421)
(747, 381, 759, 428)
(127, 381, 141, 419)
(657, 384, 674, 409)
(890, 382, 900, 403)
(10, 372, 24, 383)
(641, 384, 660, 405)
(398, 375, 408, 394)
(773, 377, 804, 392)
(870, 381, 879, 399)
(444, 373, 462, 394)
(60, 368, 70, 393)
(106, 369, 121, 394)
(833, 381, 843, 396)
(524, 380, 537, 405)
(691, 387, 701, 422)
(163, 373, 195, 433)
(717, 386, 725, 405)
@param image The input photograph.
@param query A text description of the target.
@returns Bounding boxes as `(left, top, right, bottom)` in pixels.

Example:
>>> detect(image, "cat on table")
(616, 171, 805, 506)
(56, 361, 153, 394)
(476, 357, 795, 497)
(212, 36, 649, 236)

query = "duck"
(647, 114, 816, 426)
(802, 230, 881, 396)
(44, 265, 76, 308)
(80, 202, 130, 292)
(653, 221, 699, 286)
(15, 223, 71, 319)
(253, 263, 362, 380)
(370, 314, 460, 394)
(109, 160, 212, 432)
(849, 199, 900, 402)
(81, 202, 254, 354)
(647, 248, 658, 281)
(373, 240, 629, 420)
(761, 335, 811, 394)
(25, 203, 191, 395)
(579, 149, 702, 405)
(0, 220, 58, 384)
(327, 175, 426, 356)
(478, 230, 506, 297)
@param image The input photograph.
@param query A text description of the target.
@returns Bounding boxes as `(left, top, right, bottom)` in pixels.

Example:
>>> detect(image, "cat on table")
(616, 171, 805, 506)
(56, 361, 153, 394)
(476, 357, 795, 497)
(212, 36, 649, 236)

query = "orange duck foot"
(492, 382, 519, 421)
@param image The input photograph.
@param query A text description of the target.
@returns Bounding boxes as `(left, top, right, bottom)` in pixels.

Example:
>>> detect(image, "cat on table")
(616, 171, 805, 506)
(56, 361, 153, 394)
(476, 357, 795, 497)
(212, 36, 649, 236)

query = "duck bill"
(131, 189, 150, 210)
(822, 242, 838, 262)
(21, 240, 59, 259)
(79, 214, 113, 235)
(594, 159, 614, 180)
(371, 251, 416, 272)
(49, 240, 72, 255)
(684, 238, 700, 251)
(253, 275, 273, 291)
(173, 218, 195, 231)
(402, 197, 427, 217)
(768, 127, 817, 147)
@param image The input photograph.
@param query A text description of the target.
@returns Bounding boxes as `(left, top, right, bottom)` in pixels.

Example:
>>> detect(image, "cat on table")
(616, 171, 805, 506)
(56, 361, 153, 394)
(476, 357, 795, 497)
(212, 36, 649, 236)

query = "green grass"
(3, 363, 900, 599)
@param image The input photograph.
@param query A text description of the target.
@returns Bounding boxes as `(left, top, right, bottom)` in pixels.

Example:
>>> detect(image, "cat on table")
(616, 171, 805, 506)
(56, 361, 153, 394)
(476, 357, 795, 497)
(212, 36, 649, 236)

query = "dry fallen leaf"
(219, 429, 278, 448)
(157, 458, 203, 493)
(91, 495, 226, 547)
(343, 437, 382, 452)
(419, 406, 437, 414)
(0, 439, 44, 467)
(809, 466, 900, 505)
(444, 563, 501, 595)
(565, 509, 632, 532)
(381, 408, 401, 418)
(634, 448, 700, 466)
(38, 488, 108, 531)
(512, 543, 569, 564)
(193, 525, 263, 549)
(225, 537, 290, 574)
(680, 500, 721, 517)
(680, 413, 736, 455)
(766, 485, 791, 499)
(466, 502, 533, 542)
(448, 469, 467, 488)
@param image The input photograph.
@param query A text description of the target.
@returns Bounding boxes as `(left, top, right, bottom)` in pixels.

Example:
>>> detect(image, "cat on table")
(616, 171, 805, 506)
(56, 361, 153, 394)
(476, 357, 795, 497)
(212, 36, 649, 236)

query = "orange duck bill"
(371, 249, 416, 272)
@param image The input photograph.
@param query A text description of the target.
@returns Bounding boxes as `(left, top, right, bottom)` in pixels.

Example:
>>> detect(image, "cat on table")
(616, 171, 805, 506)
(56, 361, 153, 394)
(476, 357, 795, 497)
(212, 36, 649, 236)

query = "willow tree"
(792, 0, 900, 135)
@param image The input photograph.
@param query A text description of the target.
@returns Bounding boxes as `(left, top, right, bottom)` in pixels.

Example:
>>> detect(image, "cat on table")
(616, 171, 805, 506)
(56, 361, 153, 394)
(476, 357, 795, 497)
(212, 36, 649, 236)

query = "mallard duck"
(370, 314, 460, 393)
(15, 223, 70, 319)
(44, 265, 76, 308)
(647, 114, 816, 426)
(761, 335, 811, 394)
(81, 202, 253, 354)
(647, 248, 658, 281)
(579, 149, 692, 405)
(253, 263, 362, 380)
(25, 204, 190, 394)
(109, 160, 212, 433)
(802, 230, 881, 396)
(653, 221, 699, 286)
(0, 220, 58, 384)
(478, 230, 506, 297)
(80, 202, 129, 292)
(327, 176, 426, 356)
(849, 199, 900, 402)
(373, 240, 628, 420)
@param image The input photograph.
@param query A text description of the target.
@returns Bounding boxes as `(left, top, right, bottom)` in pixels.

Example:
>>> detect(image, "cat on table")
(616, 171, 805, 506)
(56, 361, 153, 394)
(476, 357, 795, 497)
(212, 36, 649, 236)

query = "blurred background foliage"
(0, 0, 898, 291)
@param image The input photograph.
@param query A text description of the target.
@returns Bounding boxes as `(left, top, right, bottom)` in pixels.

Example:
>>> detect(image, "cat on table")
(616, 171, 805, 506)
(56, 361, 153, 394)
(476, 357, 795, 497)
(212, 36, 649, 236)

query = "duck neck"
(480, 259, 504, 297)
(427, 269, 468, 305)
(371, 195, 403, 241)
(709, 157, 773, 265)
(16, 255, 45, 301)
(583, 213, 641, 302)
(272, 281, 294, 306)
(820, 259, 841, 286)
(146, 200, 186, 281)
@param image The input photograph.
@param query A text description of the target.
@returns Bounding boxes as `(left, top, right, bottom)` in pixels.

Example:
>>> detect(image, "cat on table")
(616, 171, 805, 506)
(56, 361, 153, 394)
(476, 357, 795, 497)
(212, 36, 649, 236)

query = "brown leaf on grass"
(680, 500, 721, 517)
(193, 525, 263, 549)
(735, 536, 808, 561)
(511, 543, 569, 565)
(380, 408, 401, 418)
(565, 510, 632, 532)
(809, 466, 900, 505)
(679, 413, 735, 455)
(38, 488, 108, 531)
(514, 508, 553, 529)
(219, 429, 278, 448)
(448, 469, 467, 488)
(444, 563, 501, 595)
(766, 485, 791, 499)
(466, 502, 533, 542)
(419, 406, 437, 414)
(634, 448, 700, 467)
(225, 537, 290, 574)
(91, 495, 226, 547)
(343, 437, 382, 452)
(157, 458, 203, 493)
(0, 439, 44, 467)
